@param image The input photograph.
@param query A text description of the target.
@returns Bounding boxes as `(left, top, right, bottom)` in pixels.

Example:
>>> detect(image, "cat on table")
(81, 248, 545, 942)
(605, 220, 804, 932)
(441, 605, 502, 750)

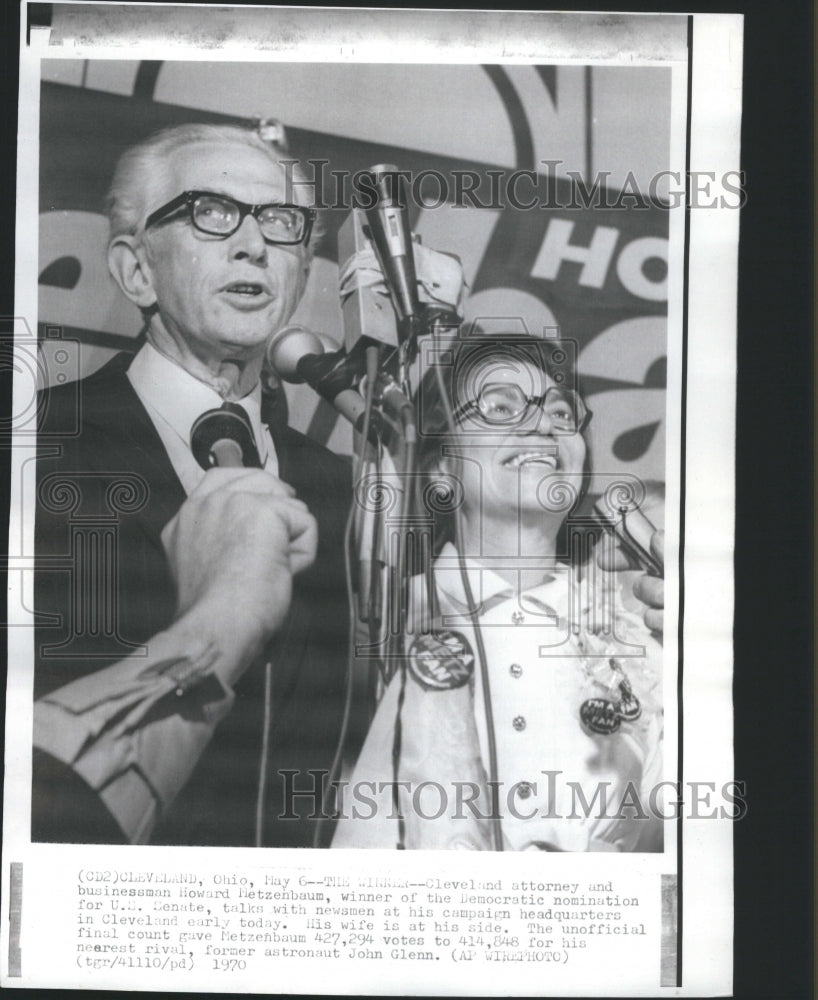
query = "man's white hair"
(106, 123, 324, 252)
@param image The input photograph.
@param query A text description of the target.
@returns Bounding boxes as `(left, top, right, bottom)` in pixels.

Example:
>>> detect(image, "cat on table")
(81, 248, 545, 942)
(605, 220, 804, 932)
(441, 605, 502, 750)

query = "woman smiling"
(333, 333, 664, 852)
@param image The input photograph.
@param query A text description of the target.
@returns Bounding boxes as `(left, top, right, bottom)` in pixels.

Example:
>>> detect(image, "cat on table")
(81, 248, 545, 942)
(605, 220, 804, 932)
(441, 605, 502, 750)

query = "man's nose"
(229, 213, 268, 264)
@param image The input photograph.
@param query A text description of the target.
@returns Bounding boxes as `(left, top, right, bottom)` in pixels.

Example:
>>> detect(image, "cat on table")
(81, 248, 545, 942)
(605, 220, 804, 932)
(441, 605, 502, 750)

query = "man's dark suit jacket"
(32, 353, 351, 847)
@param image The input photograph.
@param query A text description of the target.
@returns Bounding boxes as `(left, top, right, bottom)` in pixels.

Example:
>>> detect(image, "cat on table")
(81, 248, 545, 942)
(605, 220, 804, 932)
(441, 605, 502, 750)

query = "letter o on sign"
(616, 237, 669, 302)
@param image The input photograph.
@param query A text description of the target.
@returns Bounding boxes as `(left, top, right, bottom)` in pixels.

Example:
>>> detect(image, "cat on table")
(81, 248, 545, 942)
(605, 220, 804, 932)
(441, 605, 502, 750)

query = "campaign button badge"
(406, 630, 475, 690)
(580, 697, 622, 735)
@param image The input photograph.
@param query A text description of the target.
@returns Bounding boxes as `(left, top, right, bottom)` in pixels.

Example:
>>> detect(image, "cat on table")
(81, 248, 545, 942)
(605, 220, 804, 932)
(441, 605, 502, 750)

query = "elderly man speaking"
(32, 124, 350, 848)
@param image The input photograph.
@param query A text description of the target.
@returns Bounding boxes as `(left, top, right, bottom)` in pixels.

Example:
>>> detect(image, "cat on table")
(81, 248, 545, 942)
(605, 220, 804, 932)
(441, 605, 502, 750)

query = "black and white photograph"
(1, 4, 759, 995)
(31, 30, 679, 854)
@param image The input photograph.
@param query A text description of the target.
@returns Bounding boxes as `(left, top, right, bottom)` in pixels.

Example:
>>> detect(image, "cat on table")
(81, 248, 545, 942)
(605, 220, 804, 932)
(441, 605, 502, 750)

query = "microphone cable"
(431, 343, 504, 853)
(386, 332, 502, 851)
(255, 659, 274, 847)
(313, 344, 380, 848)
(386, 387, 416, 849)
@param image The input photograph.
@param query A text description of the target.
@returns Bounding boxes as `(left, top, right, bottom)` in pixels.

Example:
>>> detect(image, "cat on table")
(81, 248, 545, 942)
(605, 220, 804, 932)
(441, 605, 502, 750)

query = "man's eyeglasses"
(144, 190, 316, 246)
(453, 383, 591, 433)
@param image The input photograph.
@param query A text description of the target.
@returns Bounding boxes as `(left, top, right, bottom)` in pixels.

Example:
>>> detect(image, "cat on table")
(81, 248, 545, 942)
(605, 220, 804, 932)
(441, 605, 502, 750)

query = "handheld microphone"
(266, 325, 383, 444)
(191, 403, 262, 469)
(362, 164, 421, 344)
(593, 497, 663, 576)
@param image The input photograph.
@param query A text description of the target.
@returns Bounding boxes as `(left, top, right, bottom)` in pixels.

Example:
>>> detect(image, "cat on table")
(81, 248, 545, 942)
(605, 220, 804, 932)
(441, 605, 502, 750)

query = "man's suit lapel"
(83, 354, 187, 537)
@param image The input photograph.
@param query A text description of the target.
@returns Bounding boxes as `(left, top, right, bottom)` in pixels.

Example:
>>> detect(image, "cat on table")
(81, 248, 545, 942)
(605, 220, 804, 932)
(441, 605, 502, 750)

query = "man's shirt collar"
(127, 341, 269, 464)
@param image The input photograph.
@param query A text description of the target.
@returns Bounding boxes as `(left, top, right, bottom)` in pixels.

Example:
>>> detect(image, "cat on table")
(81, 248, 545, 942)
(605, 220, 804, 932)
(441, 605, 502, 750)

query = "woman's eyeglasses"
(144, 190, 315, 246)
(453, 383, 591, 433)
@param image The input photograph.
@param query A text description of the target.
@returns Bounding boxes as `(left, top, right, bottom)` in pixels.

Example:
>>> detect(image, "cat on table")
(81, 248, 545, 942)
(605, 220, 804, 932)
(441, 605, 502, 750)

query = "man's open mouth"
(222, 282, 269, 297)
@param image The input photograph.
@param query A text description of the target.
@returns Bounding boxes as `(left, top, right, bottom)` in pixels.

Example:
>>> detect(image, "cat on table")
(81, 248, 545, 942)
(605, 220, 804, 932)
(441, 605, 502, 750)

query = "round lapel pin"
(580, 697, 622, 735)
(406, 630, 475, 690)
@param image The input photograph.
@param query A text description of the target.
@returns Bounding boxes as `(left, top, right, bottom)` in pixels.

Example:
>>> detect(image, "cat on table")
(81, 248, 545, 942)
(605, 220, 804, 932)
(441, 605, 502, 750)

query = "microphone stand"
(317, 161, 466, 841)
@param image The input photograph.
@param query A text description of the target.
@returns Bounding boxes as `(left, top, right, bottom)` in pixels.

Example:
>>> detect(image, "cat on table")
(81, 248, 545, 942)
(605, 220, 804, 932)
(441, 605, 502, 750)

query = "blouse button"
(511, 611, 525, 624)
(512, 715, 527, 732)
(517, 781, 533, 799)
(509, 663, 523, 678)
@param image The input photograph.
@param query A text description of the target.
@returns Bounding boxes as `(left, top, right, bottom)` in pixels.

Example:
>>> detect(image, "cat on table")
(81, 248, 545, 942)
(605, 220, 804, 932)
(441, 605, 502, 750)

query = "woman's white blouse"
(333, 543, 664, 852)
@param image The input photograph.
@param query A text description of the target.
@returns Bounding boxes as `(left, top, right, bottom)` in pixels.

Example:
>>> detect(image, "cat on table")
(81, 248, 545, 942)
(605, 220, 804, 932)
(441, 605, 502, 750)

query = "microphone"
(362, 164, 421, 344)
(340, 166, 463, 360)
(593, 496, 663, 576)
(338, 208, 400, 356)
(191, 403, 262, 469)
(266, 325, 383, 443)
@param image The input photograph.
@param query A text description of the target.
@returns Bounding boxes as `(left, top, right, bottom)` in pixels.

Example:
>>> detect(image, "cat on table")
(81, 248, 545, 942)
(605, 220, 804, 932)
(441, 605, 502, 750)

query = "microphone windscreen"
(266, 325, 325, 383)
(190, 404, 261, 469)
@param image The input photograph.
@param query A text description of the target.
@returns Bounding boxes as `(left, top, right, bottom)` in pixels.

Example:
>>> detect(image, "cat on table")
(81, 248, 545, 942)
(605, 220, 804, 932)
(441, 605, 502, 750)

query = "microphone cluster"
(266, 326, 385, 444)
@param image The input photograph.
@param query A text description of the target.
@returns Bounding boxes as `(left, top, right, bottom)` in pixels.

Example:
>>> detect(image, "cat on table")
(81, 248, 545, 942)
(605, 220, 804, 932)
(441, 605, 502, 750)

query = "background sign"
(38, 60, 671, 485)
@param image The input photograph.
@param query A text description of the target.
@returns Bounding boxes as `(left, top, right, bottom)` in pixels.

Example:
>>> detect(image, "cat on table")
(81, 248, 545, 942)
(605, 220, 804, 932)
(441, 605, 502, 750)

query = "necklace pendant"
(616, 675, 642, 721)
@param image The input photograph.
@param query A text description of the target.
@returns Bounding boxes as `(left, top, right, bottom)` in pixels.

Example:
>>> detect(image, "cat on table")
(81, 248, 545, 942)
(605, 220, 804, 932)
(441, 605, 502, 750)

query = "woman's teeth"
(503, 451, 558, 469)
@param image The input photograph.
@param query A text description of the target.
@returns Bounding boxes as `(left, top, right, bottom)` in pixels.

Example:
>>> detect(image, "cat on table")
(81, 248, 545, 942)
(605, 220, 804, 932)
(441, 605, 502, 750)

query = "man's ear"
(108, 235, 157, 309)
